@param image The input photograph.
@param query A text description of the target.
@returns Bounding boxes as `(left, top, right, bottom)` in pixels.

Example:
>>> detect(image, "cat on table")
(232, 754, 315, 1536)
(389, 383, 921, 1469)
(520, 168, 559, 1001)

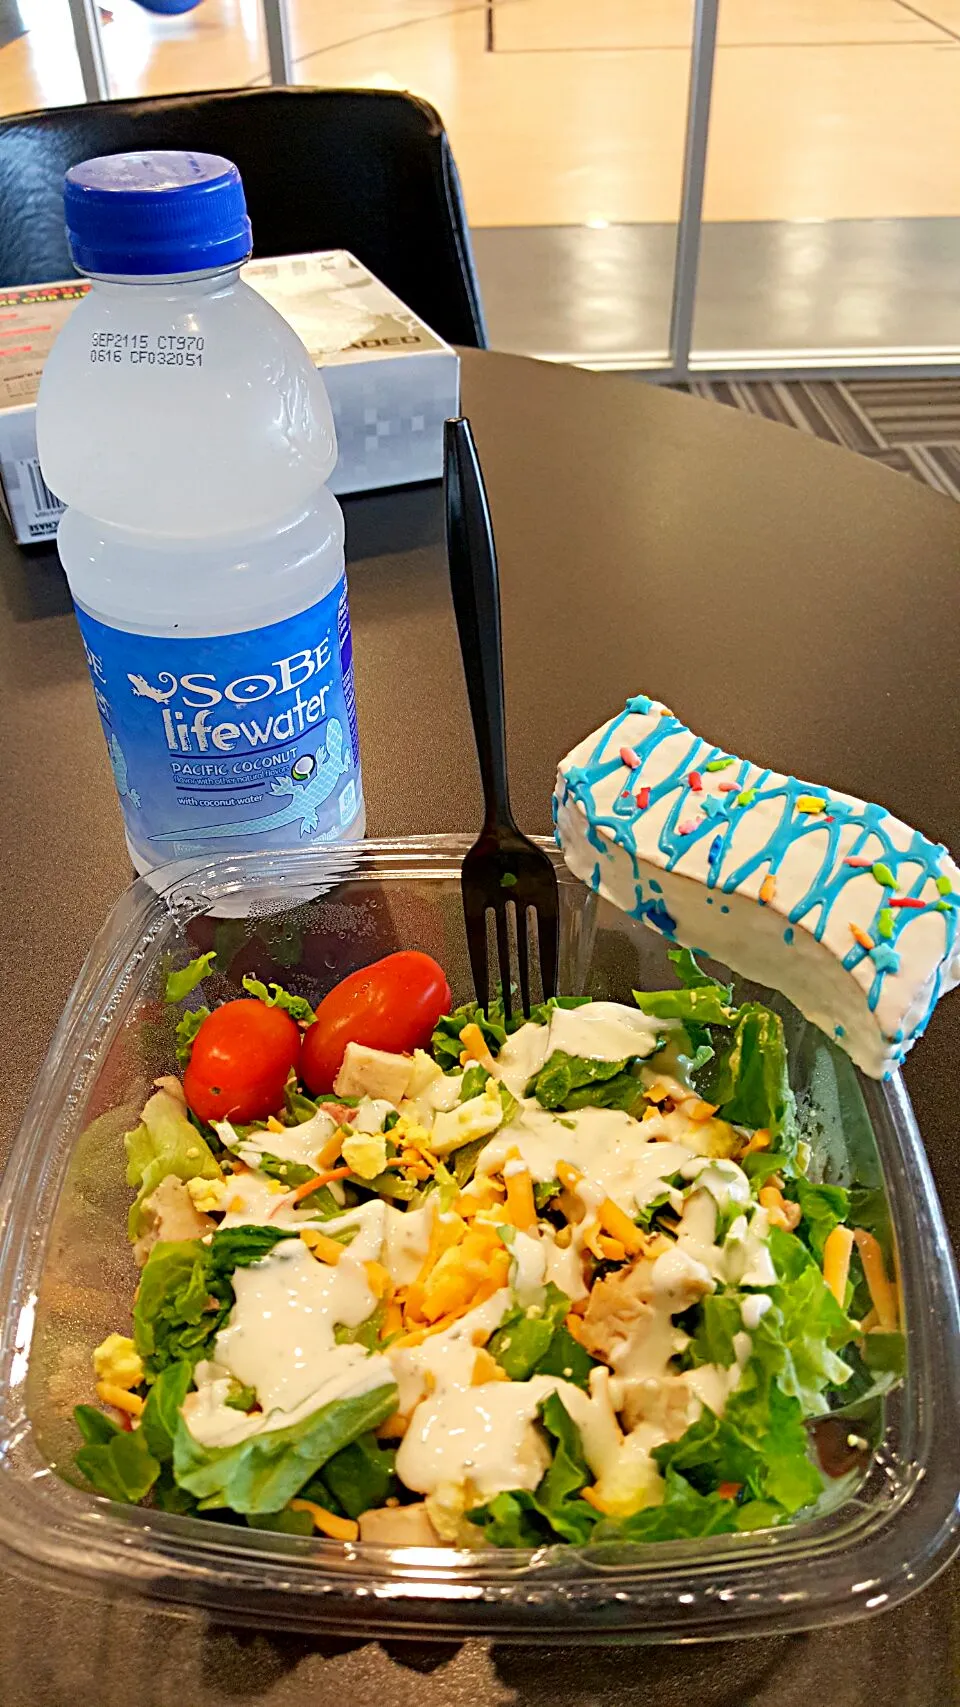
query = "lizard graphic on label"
(153, 719, 351, 842)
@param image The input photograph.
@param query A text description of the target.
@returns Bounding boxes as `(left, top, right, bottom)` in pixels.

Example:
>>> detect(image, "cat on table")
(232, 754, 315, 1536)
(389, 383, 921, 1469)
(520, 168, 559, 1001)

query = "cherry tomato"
(300, 952, 452, 1093)
(183, 999, 301, 1125)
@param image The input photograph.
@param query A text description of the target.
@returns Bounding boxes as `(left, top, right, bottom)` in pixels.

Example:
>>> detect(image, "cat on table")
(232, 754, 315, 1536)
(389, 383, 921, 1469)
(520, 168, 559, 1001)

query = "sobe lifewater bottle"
(37, 151, 364, 873)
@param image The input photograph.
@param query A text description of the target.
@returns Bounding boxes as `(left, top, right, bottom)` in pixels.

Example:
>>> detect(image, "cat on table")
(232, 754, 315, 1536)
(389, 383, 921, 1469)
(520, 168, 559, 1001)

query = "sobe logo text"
(126, 638, 338, 756)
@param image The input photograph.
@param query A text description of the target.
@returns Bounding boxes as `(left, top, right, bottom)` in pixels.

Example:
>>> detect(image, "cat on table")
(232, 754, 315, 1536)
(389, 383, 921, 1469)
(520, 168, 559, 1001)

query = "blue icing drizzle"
(555, 695, 959, 1049)
(834, 1024, 845, 1039)
(649, 878, 662, 893)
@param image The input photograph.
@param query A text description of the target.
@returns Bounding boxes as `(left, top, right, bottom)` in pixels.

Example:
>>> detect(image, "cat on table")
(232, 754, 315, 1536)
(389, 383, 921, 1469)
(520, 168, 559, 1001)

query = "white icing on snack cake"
(553, 695, 960, 1078)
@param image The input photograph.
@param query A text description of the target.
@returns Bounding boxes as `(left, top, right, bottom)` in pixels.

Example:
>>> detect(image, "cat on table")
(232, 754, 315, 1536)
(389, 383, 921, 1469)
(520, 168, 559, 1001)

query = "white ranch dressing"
(477, 1105, 692, 1216)
(214, 1235, 381, 1416)
(494, 1023, 551, 1098)
(216, 1109, 336, 1171)
(396, 1370, 621, 1500)
(547, 1000, 671, 1063)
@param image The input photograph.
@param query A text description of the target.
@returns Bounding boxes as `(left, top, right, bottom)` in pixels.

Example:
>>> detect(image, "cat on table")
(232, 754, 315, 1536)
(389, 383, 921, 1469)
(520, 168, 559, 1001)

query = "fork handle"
(444, 416, 517, 832)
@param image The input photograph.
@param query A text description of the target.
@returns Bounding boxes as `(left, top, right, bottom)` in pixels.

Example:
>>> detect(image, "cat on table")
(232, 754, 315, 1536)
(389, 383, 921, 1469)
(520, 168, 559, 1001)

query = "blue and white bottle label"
(76, 575, 363, 858)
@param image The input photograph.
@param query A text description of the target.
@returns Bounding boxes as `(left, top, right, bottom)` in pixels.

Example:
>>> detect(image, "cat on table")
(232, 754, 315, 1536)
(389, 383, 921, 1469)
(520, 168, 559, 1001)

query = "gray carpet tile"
(684, 378, 960, 498)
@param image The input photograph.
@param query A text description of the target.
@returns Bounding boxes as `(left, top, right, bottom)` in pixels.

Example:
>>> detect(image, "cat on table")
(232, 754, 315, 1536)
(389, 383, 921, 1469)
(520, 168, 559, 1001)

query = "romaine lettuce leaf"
(133, 1227, 297, 1377)
(431, 996, 592, 1071)
(74, 1408, 161, 1503)
(172, 1382, 398, 1514)
(686, 1294, 743, 1370)
(175, 1008, 210, 1067)
(530, 1052, 647, 1115)
(786, 1176, 850, 1262)
(312, 1431, 398, 1518)
(139, 1359, 193, 1462)
(164, 952, 216, 1004)
(605, 1468, 779, 1541)
(133, 1240, 225, 1377)
(487, 1283, 572, 1380)
(667, 947, 734, 995)
(125, 1086, 221, 1239)
(241, 975, 315, 1024)
(634, 984, 737, 1028)
(469, 1392, 600, 1546)
(706, 1003, 796, 1145)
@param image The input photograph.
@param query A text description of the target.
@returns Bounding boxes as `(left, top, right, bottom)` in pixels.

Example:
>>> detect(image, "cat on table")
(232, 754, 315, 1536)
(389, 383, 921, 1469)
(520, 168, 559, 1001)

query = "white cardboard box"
(0, 249, 460, 544)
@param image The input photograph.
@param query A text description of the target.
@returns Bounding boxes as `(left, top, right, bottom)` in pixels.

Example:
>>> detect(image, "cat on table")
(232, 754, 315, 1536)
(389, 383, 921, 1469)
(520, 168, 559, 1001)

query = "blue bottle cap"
(64, 150, 253, 277)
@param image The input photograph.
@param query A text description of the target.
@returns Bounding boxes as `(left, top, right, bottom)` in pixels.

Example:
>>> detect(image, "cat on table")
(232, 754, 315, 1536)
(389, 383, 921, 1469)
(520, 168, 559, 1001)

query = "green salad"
(73, 944, 901, 1548)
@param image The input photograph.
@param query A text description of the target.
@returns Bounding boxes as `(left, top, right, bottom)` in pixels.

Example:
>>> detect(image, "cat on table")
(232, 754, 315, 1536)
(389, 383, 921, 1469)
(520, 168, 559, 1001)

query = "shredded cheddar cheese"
(854, 1228, 898, 1329)
(822, 1224, 854, 1306)
(299, 1228, 344, 1265)
(96, 1382, 144, 1417)
(290, 1498, 359, 1542)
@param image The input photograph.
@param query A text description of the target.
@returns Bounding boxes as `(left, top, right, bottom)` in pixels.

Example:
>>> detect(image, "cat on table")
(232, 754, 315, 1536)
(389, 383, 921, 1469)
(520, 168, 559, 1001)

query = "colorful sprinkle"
(937, 901, 953, 913)
(877, 908, 894, 940)
(784, 926, 795, 945)
(759, 874, 777, 905)
(704, 757, 734, 772)
(871, 943, 901, 974)
(719, 782, 739, 793)
(850, 923, 874, 951)
(796, 796, 827, 814)
(619, 746, 641, 769)
(936, 874, 952, 895)
(688, 771, 703, 792)
(872, 862, 896, 889)
(708, 833, 724, 874)
(678, 818, 700, 836)
(636, 786, 651, 810)
(844, 857, 874, 869)
(737, 789, 757, 808)
(889, 897, 925, 910)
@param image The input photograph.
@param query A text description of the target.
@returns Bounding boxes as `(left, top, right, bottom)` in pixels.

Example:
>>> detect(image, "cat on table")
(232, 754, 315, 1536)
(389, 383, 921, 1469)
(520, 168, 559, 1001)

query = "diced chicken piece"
(580, 1261, 657, 1368)
(334, 1042, 415, 1105)
(357, 1503, 446, 1547)
(132, 1173, 216, 1267)
(618, 1372, 702, 1437)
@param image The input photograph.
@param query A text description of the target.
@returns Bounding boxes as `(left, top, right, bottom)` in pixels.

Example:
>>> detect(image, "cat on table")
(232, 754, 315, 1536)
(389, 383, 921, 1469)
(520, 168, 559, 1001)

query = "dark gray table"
(2, 350, 958, 1706)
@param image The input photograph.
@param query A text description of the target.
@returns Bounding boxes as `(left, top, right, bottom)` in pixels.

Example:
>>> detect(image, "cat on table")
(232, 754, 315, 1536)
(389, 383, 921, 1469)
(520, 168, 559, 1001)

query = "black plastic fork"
(444, 416, 559, 1022)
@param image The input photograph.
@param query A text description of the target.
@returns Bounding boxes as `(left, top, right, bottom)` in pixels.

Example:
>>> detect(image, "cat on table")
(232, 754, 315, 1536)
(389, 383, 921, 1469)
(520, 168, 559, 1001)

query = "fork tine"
(495, 903, 513, 1025)
(462, 882, 490, 1012)
(536, 891, 559, 1001)
(516, 902, 531, 1017)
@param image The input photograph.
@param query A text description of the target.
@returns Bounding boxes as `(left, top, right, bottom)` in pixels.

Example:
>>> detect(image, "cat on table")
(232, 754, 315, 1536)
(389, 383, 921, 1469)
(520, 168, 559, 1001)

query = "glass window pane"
(693, 0, 960, 364)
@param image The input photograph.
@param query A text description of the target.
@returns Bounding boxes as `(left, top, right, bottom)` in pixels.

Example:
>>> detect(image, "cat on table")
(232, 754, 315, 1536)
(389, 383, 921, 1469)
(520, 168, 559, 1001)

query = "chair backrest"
(0, 86, 486, 347)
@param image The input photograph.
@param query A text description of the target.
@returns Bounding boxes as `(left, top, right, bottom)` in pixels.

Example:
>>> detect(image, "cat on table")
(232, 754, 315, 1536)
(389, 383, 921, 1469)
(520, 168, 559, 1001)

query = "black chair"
(0, 85, 486, 347)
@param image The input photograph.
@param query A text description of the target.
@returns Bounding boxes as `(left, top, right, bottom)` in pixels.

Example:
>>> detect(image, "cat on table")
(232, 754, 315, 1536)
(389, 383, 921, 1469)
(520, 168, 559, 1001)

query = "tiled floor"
(6, 0, 960, 363)
(685, 378, 960, 498)
(7, 0, 960, 228)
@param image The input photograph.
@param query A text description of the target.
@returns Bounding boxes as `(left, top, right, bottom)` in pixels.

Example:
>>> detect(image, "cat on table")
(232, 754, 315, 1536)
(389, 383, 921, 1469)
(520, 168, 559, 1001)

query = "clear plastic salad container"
(1, 836, 958, 1642)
